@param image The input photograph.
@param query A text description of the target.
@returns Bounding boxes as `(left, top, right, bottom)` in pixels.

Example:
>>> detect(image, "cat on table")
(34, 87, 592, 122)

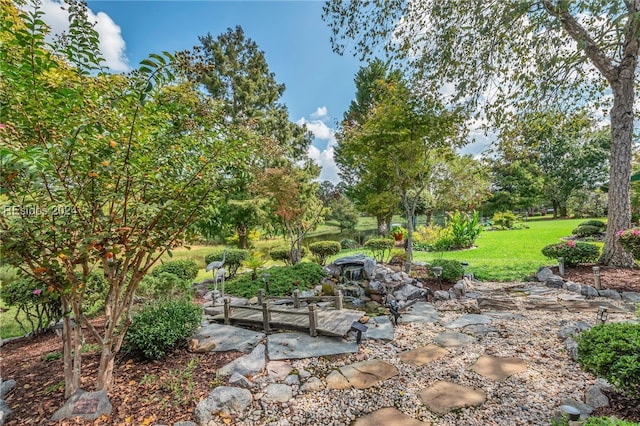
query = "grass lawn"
(412, 217, 603, 281)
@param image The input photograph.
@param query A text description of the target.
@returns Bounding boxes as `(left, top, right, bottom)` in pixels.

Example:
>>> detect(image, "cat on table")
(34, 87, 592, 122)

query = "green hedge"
(137, 272, 193, 301)
(0, 276, 61, 335)
(579, 220, 606, 230)
(541, 241, 600, 267)
(151, 260, 199, 281)
(363, 238, 394, 262)
(226, 263, 326, 298)
(577, 322, 640, 398)
(204, 249, 248, 277)
(269, 246, 307, 265)
(309, 241, 342, 266)
(572, 225, 604, 237)
(124, 299, 202, 360)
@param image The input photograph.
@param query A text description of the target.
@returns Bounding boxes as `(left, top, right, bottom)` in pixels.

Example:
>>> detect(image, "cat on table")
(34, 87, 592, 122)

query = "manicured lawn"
(412, 218, 603, 281)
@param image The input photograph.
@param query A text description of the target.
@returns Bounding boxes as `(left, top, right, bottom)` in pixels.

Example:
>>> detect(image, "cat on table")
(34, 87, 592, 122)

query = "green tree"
(189, 26, 312, 248)
(0, 0, 245, 396)
(326, 195, 359, 231)
(324, 0, 639, 266)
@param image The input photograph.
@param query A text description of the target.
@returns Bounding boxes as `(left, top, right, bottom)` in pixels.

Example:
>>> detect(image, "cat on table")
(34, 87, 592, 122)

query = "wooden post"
(223, 297, 231, 325)
(293, 289, 300, 308)
(334, 290, 343, 310)
(308, 304, 318, 337)
(258, 289, 264, 305)
(262, 302, 271, 333)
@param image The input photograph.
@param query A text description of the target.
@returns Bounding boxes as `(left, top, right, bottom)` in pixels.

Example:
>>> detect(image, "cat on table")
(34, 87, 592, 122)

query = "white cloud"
(310, 106, 328, 120)
(298, 108, 341, 183)
(39, 0, 129, 72)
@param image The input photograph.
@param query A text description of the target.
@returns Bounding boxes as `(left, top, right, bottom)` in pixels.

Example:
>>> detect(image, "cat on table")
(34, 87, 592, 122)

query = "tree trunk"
(426, 209, 433, 226)
(599, 79, 635, 267)
(96, 348, 115, 390)
(237, 223, 248, 249)
(559, 204, 568, 218)
(376, 215, 390, 236)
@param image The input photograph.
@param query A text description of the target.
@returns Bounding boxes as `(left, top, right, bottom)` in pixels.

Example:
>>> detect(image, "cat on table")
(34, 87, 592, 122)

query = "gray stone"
(393, 284, 427, 302)
(218, 343, 265, 377)
(194, 323, 264, 353)
(398, 302, 439, 324)
(203, 306, 223, 316)
(453, 281, 466, 297)
(264, 383, 293, 403)
(267, 333, 357, 360)
(0, 380, 15, 399)
(300, 377, 324, 392)
(464, 324, 500, 337)
(621, 292, 640, 303)
(558, 293, 586, 302)
(581, 285, 599, 298)
(536, 267, 554, 282)
(353, 407, 429, 425)
(0, 399, 12, 425)
(298, 368, 311, 379)
(585, 385, 610, 409)
(561, 397, 594, 417)
(50, 390, 111, 421)
(228, 373, 253, 389)
(333, 254, 377, 279)
(418, 381, 486, 414)
(564, 282, 582, 293)
(433, 290, 450, 301)
(545, 275, 565, 288)
(173, 422, 198, 426)
(477, 297, 517, 311)
(434, 331, 476, 347)
(565, 337, 579, 361)
(598, 289, 621, 300)
(444, 314, 492, 329)
(284, 374, 300, 386)
(558, 325, 581, 340)
(364, 316, 394, 341)
(194, 386, 252, 424)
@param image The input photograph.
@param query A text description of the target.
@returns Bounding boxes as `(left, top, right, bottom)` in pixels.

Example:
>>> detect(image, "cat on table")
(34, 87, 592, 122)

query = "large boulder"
(333, 255, 377, 279)
(194, 386, 252, 424)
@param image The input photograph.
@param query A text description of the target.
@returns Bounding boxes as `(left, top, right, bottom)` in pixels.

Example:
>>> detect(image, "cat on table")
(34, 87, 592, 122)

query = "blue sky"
(39, 0, 367, 182)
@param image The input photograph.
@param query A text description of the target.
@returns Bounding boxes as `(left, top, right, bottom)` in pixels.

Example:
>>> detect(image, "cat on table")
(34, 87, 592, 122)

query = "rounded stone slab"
(398, 344, 449, 366)
(434, 331, 476, 348)
(418, 381, 486, 414)
(337, 359, 399, 389)
(472, 355, 527, 381)
(444, 314, 492, 329)
(353, 407, 430, 426)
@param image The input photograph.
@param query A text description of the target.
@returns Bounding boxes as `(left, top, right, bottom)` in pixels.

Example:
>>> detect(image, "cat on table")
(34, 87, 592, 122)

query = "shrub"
(226, 263, 326, 298)
(577, 322, 640, 397)
(492, 211, 518, 229)
(309, 241, 342, 266)
(541, 241, 600, 266)
(389, 249, 407, 265)
(269, 246, 307, 265)
(151, 260, 199, 281)
(572, 225, 604, 237)
(428, 259, 464, 283)
(204, 249, 248, 277)
(136, 272, 192, 301)
(446, 210, 482, 249)
(583, 417, 640, 426)
(0, 277, 61, 335)
(617, 228, 640, 259)
(413, 225, 448, 251)
(340, 239, 359, 249)
(363, 238, 394, 262)
(579, 220, 606, 230)
(124, 299, 202, 360)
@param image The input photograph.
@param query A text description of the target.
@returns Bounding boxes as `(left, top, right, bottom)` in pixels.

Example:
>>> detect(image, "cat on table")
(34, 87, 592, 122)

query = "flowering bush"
(541, 241, 600, 266)
(617, 228, 640, 259)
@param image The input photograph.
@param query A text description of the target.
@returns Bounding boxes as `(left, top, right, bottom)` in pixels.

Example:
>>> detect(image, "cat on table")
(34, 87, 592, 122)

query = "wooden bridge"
(210, 290, 366, 337)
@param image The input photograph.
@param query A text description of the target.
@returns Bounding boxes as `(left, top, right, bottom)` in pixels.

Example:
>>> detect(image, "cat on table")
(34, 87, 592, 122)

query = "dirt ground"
(1, 266, 639, 425)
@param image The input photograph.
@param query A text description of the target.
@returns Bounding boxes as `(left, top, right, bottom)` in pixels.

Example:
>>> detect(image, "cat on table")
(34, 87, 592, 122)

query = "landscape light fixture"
(593, 266, 601, 290)
(461, 262, 469, 279)
(261, 272, 270, 294)
(432, 266, 443, 290)
(557, 257, 565, 276)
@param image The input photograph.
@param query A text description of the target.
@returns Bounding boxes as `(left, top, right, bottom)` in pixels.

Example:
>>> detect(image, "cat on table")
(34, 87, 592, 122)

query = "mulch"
(1, 266, 639, 424)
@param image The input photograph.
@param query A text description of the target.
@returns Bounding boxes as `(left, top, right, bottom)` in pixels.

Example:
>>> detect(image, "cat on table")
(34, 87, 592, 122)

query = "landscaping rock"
(194, 386, 252, 424)
(585, 385, 610, 409)
(264, 383, 293, 403)
(325, 370, 350, 390)
(536, 267, 554, 282)
(434, 331, 476, 348)
(284, 374, 299, 386)
(545, 275, 565, 288)
(228, 373, 253, 389)
(337, 359, 398, 389)
(472, 355, 527, 381)
(564, 337, 579, 361)
(0, 380, 15, 399)
(393, 283, 427, 302)
(621, 292, 640, 303)
(0, 399, 12, 426)
(50, 390, 111, 422)
(598, 289, 621, 300)
(266, 360, 292, 381)
(444, 314, 492, 329)
(453, 281, 466, 297)
(300, 377, 324, 393)
(581, 285, 599, 298)
(433, 290, 450, 301)
(418, 381, 486, 414)
(353, 407, 429, 425)
(564, 282, 582, 293)
(218, 343, 265, 377)
(398, 344, 448, 366)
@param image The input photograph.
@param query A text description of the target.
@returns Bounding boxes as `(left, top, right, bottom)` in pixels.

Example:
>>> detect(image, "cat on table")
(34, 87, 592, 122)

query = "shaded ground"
(1, 266, 639, 424)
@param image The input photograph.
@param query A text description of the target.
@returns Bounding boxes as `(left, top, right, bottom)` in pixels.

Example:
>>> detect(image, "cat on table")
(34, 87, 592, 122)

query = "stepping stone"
(218, 343, 266, 377)
(562, 300, 627, 313)
(398, 344, 449, 366)
(444, 314, 492, 329)
(399, 302, 439, 323)
(267, 333, 357, 360)
(353, 407, 429, 426)
(472, 355, 527, 381)
(364, 316, 395, 341)
(484, 312, 524, 320)
(463, 324, 500, 337)
(418, 381, 486, 414)
(558, 293, 586, 302)
(477, 297, 518, 311)
(434, 331, 476, 348)
(338, 359, 399, 389)
(524, 296, 566, 312)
